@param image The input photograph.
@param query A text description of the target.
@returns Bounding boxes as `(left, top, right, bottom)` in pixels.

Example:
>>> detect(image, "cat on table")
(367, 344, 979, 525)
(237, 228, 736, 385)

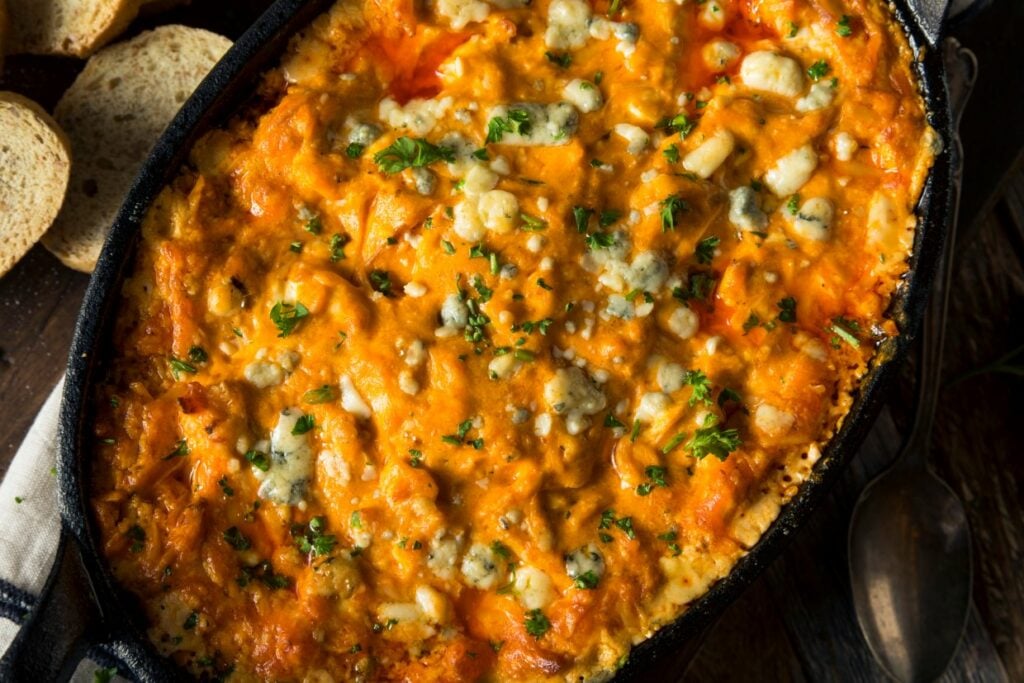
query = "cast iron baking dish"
(0, 0, 955, 679)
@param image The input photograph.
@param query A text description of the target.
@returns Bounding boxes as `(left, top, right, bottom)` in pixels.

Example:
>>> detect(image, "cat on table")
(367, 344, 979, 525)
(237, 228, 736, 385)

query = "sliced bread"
(5, 0, 146, 57)
(0, 92, 72, 277)
(43, 25, 231, 272)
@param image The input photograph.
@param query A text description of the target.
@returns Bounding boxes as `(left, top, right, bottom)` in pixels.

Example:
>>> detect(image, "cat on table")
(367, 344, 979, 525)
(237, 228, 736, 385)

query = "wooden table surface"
(1, 1, 1022, 680)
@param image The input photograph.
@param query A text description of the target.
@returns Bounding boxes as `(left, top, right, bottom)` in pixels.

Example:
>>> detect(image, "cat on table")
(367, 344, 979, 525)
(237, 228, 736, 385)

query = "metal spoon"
(847, 39, 977, 683)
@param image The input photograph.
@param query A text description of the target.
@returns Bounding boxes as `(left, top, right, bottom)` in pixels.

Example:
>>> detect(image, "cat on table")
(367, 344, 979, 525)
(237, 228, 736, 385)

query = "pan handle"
(0, 530, 106, 681)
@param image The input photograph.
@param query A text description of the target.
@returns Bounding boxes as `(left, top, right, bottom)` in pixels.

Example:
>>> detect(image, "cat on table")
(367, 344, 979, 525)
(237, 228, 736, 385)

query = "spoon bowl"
(848, 463, 972, 682)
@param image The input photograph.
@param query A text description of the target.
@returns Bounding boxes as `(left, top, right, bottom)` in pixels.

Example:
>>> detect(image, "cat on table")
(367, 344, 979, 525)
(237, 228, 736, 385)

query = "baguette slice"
(6, 0, 146, 57)
(0, 92, 72, 277)
(43, 25, 231, 272)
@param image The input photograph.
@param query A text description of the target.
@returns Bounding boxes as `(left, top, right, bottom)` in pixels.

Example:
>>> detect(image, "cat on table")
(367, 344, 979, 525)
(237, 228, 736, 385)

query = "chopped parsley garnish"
(473, 275, 494, 303)
(289, 241, 302, 253)
(743, 313, 761, 333)
(168, 357, 197, 379)
(830, 316, 861, 348)
(520, 212, 547, 231)
(187, 345, 208, 363)
(660, 194, 688, 232)
(663, 144, 680, 163)
(594, 71, 604, 84)
(836, 14, 853, 37)
(545, 51, 572, 68)
(345, 142, 364, 158)
(637, 465, 669, 495)
(786, 194, 801, 215)
(162, 439, 189, 461)
(408, 449, 423, 468)
(630, 419, 642, 443)
(291, 414, 315, 435)
(695, 236, 719, 264)
(684, 369, 712, 406)
(572, 206, 593, 233)
(443, 418, 481, 447)
(604, 413, 626, 429)
(218, 476, 234, 497)
(718, 387, 742, 407)
(615, 516, 636, 540)
(777, 297, 797, 323)
(183, 612, 198, 630)
(673, 273, 716, 302)
(807, 60, 831, 82)
(486, 108, 532, 144)
(661, 433, 687, 455)
(373, 136, 455, 173)
(472, 148, 490, 161)
(787, 21, 799, 38)
(304, 217, 322, 235)
(686, 414, 741, 461)
(369, 269, 393, 296)
(223, 526, 251, 551)
(524, 609, 551, 638)
(270, 301, 309, 337)
(646, 465, 668, 486)
(127, 525, 146, 553)
(303, 385, 336, 404)
(656, 113, 696, 138)
(442, 239, 456, 255)
(463, 295, 491, 343)
(516, 317, 554, 335)
(608, 0, 623, 16)
(585, 231, 616, 250)
(658, 530, 682, 556)
(240, 560, 291, 590)
(296, 516, 336, 556)
(574, 571, 600, 589)
(329, 233, 349, 262)
(599, 209, 621, 227)
(245, 450, 270, 471)
(537, 278, 553, 291)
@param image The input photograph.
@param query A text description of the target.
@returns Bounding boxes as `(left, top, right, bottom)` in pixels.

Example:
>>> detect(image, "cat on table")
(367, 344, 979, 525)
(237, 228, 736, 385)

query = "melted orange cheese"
(91, 0, 936, 680)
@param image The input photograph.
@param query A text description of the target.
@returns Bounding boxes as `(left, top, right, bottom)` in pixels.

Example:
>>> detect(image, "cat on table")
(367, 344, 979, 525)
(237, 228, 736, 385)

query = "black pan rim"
(54, 0, 954, 679)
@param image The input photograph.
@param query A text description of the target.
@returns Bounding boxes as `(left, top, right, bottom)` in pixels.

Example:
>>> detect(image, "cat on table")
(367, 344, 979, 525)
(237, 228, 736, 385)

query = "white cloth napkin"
(0, 379, 123, 681)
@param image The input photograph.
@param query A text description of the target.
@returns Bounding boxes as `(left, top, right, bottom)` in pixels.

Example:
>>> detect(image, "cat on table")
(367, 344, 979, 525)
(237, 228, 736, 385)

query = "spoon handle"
(901, 40, 977, 466)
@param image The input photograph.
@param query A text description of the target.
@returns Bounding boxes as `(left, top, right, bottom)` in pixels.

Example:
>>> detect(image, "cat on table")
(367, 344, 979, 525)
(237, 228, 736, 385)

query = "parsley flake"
(807, 60, 831, 82)
(373, 137, 455, 174)
(660, 194, 688, 232)
(695, 236, 720, 264)
(270, 301, 309, 337)
(486, 108, 532, 144)
(686, 414, 741, 461)
(525, 609, 551, 638)
(291, 414, 315, 435)
(777, 297, 797, 323)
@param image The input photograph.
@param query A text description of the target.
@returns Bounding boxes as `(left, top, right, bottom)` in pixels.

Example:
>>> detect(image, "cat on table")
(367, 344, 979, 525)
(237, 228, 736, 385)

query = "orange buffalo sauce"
(90, 0, 936, 679)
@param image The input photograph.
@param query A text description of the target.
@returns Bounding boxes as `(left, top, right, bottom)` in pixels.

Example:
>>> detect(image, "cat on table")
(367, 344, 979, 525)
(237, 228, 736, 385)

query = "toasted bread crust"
(0, 91, 72, 277)
(6, 0, 144, 57)
(42, 25, 230, 272)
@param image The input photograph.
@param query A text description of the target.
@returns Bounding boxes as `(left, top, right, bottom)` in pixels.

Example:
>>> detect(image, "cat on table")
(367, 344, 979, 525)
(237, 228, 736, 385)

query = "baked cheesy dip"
(90, 0, 937, 679)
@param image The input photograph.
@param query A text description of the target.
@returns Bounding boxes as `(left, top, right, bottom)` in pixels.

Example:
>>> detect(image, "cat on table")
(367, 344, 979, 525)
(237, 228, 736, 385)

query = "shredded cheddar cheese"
(90, 0, 936, 679)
